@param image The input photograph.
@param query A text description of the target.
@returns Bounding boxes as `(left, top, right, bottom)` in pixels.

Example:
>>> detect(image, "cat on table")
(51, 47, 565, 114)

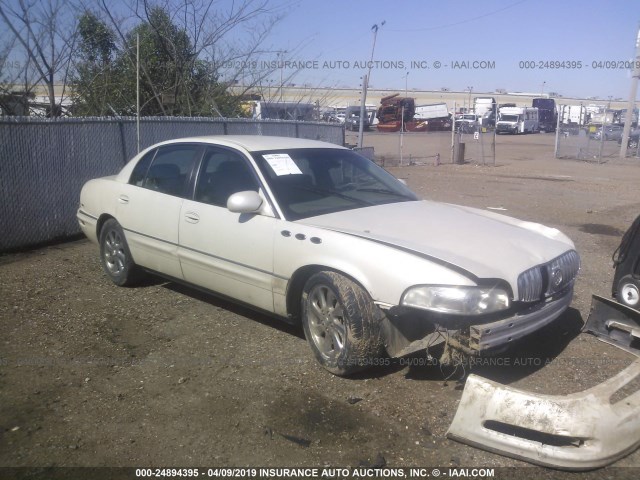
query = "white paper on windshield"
(262, 153, 303, 176)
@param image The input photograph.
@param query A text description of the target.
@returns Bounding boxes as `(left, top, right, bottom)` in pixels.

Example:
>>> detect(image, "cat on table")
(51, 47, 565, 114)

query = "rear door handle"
(118, 195, 129, 204)
(184, 212, 200, 224)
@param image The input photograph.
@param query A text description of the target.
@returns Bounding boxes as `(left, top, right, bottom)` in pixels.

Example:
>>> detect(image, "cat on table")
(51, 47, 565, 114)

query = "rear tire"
(99, 219, 144, 287)
(301, 271, 383, 376)
(617, 275, 640, 309)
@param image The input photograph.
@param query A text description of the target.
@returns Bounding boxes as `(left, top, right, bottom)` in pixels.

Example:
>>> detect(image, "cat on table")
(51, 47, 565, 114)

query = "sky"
(1, 0, 637, 100)
(243, 0, 640, 99)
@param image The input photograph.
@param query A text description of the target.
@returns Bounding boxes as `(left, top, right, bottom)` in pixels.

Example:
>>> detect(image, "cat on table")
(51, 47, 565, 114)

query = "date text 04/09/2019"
(519, 60, 640, 69)
(134, 467, 497, 478)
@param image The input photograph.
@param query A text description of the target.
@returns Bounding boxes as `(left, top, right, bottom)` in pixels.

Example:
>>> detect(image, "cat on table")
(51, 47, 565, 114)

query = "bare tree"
(0, 0, 78, 116)
(89, 0, 308, 116)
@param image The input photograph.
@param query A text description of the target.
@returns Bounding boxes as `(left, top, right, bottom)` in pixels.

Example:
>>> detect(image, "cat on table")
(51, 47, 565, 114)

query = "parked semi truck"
(474, 97, 496, 117)
(619, 108, 639, 127)
(251, 101, 315, 121)
(375, 94, 428, 132)
(559, 105, 588, 126)
(414, 103, 452, 130)
(474, 97, 497, 127)
(496, 106, 539, 134)
(532, 98, 557, 132)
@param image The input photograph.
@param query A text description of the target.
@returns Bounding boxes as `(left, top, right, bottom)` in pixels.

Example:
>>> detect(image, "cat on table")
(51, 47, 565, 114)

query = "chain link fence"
(0, 116, 344, 251)
(350, 127, 496, 167)
(554, 106, 640, 162)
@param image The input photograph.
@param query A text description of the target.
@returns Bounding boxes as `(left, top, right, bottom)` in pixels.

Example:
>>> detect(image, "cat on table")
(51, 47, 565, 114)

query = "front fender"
(273, 223, 475, 307)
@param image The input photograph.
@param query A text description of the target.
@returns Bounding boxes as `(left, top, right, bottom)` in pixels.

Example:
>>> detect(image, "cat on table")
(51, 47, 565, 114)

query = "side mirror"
(227, 191, 263, 214)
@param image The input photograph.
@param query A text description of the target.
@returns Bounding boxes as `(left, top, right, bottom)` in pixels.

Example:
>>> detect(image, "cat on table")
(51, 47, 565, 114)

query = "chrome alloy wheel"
(103, 229, 126, 275)
(306, 285, 346, 361)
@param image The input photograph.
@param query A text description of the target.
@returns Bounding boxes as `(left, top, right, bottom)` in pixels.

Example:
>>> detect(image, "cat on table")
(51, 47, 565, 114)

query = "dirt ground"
(1, 131, 640, 479)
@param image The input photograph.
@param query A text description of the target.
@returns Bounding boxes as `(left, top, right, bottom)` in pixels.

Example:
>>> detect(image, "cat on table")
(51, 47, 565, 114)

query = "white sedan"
(78, 136, 579, 375)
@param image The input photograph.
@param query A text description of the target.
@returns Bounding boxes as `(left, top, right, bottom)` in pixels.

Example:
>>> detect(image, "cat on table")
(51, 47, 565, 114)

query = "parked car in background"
(590, 125, 624, 141)
(618, 129, 640, 149)
(455, 114, 479, 133)
(78, 136, 579, 376)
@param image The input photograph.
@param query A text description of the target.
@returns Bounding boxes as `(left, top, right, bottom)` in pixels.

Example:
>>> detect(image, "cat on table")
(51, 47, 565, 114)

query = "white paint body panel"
(178, 199, 278, 312)
(116, 184, 184, 279)
(299, 201, 574, 300)
(78, 135, 577, 325)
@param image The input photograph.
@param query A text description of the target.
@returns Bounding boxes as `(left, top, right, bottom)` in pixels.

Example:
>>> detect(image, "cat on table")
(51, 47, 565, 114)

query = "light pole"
(598, 96, 613, 163)
(400, 71, 409, 165)
(467, 86, 473, 113)
(277, 50, 287, 102)
(405, 71, 410, 97)
(358, 20, 385, 149)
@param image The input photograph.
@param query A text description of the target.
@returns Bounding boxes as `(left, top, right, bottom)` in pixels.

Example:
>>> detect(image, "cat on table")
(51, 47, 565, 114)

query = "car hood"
(298, 200, 574, 283)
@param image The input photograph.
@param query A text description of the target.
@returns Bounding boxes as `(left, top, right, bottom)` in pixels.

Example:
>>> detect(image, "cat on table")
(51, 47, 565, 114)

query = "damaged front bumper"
(446, 358, 640, 470)
(381, 288, 573, 358)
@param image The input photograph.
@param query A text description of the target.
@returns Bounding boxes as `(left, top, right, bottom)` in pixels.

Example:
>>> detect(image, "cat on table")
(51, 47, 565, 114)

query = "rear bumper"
(77, 209, 98, 244)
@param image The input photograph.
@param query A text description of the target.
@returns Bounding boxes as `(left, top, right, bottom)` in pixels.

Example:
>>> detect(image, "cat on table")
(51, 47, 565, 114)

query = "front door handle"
(184, 212, 200, 224)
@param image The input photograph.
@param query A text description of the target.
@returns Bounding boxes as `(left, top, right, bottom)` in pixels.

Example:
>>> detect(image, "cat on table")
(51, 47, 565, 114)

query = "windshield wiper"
(355, 187, 415, 200)
(291, 185, 375, 206)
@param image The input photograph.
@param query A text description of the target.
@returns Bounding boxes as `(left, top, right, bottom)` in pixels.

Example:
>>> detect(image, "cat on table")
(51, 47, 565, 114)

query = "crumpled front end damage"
(380, 287, 573, 359)
(446, 358, 640, 470)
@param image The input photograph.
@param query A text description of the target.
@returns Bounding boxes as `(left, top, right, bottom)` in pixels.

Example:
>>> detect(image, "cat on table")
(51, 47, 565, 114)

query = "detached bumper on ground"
(447, 358, 640, 470)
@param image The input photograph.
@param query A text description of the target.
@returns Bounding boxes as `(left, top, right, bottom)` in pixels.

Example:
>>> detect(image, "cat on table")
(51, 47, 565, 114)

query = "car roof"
(154, 135, 347, 152)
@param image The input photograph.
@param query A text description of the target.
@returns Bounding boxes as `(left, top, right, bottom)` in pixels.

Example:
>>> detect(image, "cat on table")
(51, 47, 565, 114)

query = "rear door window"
(129, 149, 156, 187)
(142, 145, 200, 197)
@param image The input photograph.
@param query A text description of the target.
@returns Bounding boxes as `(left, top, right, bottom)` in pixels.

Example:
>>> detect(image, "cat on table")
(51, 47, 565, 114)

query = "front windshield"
(252, 148, 419, 221)
(500, 115, 519, 122)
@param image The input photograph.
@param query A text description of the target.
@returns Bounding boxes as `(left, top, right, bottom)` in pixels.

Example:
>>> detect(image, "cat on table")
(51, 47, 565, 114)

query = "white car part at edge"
(447, 358, 640, 470)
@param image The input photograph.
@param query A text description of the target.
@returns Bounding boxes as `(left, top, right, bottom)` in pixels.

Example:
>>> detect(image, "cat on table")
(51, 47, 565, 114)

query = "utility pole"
(277, 50, 287, 103)
(620, 24, 640, 159)
(400, 71, 409, 165)
(136, 33, 140, 154)
(358, 74, 367, 147)
(451, 101, 456, 163)
(358, 21, 385, 149)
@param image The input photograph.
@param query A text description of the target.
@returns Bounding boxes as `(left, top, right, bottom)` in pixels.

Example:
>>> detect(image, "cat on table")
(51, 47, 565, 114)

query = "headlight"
(401, 286, 510, 315)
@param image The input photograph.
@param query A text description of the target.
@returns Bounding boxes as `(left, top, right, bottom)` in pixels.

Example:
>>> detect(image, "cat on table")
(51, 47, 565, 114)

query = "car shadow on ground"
(160, 280, 306, 340)
(157, 276, 585, 385)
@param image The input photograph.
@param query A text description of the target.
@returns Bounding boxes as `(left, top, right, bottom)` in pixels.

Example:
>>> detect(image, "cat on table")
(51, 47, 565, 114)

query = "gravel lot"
(1, 132, 639, 478)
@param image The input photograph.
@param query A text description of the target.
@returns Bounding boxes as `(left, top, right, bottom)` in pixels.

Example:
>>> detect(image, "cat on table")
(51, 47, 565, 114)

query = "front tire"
(99, 219, 144, 286)
(301, 271, 383, 376)
(617, 275, 640, 309)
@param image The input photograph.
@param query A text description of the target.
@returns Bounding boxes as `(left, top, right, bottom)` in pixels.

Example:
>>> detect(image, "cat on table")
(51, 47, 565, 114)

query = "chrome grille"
(518, 265, 544, 302)
(545, 250, 580, 296)
(517, 250, 580, 302)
